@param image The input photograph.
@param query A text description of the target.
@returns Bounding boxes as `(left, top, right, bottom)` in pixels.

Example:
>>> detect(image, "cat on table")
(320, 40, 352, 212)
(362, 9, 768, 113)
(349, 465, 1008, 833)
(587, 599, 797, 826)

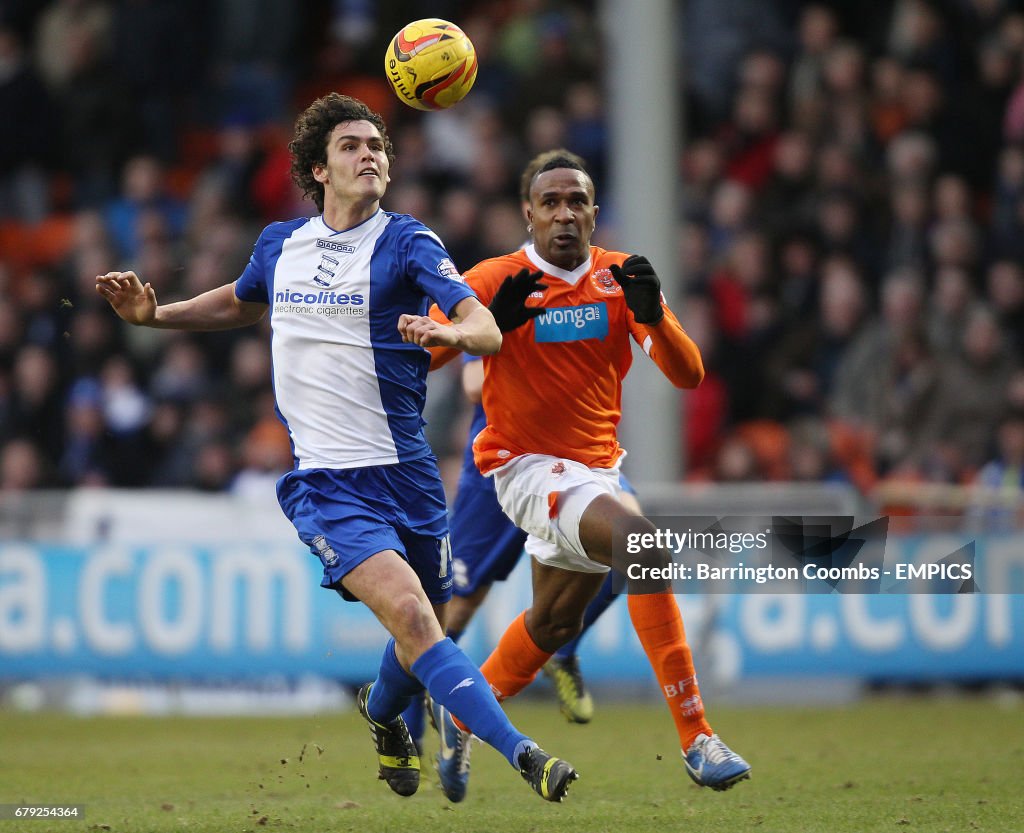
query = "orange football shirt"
(457, 244, 704, 474)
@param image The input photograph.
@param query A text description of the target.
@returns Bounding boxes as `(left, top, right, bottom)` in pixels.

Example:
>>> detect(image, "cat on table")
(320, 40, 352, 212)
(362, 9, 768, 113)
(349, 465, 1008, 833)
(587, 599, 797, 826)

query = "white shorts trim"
(490, 454, 623, 574)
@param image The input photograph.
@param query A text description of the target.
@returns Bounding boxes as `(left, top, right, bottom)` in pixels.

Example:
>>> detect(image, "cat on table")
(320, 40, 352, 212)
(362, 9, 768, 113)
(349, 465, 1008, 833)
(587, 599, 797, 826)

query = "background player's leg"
(552, 572, 616, 660)
(543, 488, 634, 720)
(475, 562, 605, 703)
(543, 571, 616, 723)
(445, 583, 492, 643)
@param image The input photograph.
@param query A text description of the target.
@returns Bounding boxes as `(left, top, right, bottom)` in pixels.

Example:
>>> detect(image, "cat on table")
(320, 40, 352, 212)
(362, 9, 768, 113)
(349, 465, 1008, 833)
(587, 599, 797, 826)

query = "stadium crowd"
(1, 0, 1023, 522)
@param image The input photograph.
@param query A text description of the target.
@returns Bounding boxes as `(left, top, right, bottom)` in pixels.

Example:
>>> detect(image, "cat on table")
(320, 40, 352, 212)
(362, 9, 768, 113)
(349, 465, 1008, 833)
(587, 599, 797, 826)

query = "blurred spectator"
(679, 294, 729, 473)
(831, 267, 927, 429)
(707, 230, 781, 422)
(986, 258, 1024, 356)
(758, 130, 818, 237)
(921, 305, 1019, 469)
(58, 376, 110, 486)
(208, 0, 299, 125)
(3, 345, 65, 465)
(683, 0, 788, 131)
(874, 326, 940, 472)
(564, 80, 607, 186)
(231, 416, 291, 499)
(869, 56, 909, 144)
(813, 188, 877, 275)
(104, 155, 187, 260)
(0, 24, 55, 221)
(34, 0, 112, 93)
(681, 139, 726, 223)
(763, 255, 868, 421)
(789, 4, 840, 113)
(436, 187, 486, 269)
(718, 71, 782, 191)
(0, 437, 50, 491)
(774, 229, 820, 323)
(926, 265, 982, 358)
(787, 416, 850, 484)
(883, 179, 930, 273)
(705, 178, 753, 258)
(709, 433, 761, 483)
(969, 412, 1024, 531)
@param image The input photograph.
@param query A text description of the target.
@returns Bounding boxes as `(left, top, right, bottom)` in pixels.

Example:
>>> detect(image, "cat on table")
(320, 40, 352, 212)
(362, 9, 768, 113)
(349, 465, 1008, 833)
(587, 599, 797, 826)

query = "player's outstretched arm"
(399, 296, 502, 356)
(96, 271, 267, 330)
(611, 256, 704, 388)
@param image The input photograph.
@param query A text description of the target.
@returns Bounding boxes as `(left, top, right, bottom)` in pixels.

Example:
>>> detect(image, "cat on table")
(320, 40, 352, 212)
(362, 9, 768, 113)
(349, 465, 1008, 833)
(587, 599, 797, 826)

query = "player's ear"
(520, 201, 531, 223)
(313, 164, 328, 184)
(593, 204, 600, 223)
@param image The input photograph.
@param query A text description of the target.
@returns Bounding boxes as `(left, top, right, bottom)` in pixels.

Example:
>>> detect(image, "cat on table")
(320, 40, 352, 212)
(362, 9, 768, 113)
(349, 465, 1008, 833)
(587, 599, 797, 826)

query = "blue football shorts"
(277, 456, 453, 604)
(450, 465, 636, 596)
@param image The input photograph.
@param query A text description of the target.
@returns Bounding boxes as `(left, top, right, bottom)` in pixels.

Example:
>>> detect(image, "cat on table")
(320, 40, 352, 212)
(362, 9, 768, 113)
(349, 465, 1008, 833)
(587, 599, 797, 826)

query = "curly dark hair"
(288, 93, 395, 213)
(519, 148, 589, 204)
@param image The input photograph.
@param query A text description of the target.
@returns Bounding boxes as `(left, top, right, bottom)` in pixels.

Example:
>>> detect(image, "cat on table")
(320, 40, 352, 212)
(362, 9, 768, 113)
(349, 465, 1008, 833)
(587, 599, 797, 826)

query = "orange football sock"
(628, 591, 712, 750)
(451, 610, 551, 733)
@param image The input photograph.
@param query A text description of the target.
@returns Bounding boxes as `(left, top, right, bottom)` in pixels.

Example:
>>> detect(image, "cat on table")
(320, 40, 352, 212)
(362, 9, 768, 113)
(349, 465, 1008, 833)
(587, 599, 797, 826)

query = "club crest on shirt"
(313, 253, 340, 286)
(591, 268, 621, 295)
(551, 461, 566, 475)
(437, 258, 465, 282)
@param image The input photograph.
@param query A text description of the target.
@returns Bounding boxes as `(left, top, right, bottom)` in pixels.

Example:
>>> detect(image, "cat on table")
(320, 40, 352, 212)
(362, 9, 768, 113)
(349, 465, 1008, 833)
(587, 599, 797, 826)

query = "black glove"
(487, 268, 547, 332)
(610, 254, 664, 324)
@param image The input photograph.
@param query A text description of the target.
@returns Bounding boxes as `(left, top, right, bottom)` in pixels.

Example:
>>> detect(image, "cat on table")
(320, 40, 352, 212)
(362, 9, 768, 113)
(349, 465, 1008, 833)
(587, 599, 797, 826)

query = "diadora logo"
(591, 268, 621, 295)
(533, 303, 608, 343)
(316, 239, 356, 254)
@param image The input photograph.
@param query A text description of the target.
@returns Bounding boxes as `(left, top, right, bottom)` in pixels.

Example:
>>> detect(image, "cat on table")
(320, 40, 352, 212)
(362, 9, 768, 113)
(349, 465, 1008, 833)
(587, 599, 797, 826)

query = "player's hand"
(398, 313, 462, 348)
(609, 255, 664, 324)
(95, 271, 158, 325)
(487, 268, 547, 332)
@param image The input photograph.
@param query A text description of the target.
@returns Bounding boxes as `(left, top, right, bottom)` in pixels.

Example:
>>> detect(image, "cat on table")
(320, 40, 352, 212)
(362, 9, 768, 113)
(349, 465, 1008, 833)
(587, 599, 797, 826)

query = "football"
(384, 18, 478, 111)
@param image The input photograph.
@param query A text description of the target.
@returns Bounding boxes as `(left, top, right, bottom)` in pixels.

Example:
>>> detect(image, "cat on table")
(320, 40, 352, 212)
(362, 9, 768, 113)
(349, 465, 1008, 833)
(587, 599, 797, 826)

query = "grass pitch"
(1, 694, 1021, 833)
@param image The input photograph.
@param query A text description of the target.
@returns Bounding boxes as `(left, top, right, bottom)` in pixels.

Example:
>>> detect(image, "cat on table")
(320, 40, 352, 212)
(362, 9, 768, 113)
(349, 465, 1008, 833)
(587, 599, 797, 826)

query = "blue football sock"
(412, 637, 533, 768)
(555, 572, 618, 660)
(366, 638, 424, 724)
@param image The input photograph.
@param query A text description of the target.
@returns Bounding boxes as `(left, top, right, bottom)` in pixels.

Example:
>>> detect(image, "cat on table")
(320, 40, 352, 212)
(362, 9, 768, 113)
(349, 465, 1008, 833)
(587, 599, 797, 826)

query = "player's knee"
(385, 591, 440, 647)
(528, 609, 582, 652)
(620, 514, 670, 570)
(617, 514, 672, 594)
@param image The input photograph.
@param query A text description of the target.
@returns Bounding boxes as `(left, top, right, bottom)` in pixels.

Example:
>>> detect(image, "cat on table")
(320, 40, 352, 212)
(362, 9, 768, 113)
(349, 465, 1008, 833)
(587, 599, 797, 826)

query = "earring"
(527, 224, 534, 234)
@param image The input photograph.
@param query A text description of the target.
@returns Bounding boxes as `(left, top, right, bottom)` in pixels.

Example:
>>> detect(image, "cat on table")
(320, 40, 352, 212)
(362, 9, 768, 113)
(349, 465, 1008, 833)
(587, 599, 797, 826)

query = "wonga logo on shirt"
(533, 303, 608, 343)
